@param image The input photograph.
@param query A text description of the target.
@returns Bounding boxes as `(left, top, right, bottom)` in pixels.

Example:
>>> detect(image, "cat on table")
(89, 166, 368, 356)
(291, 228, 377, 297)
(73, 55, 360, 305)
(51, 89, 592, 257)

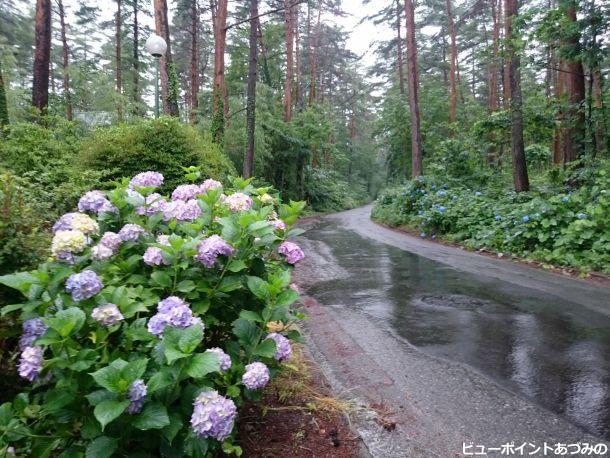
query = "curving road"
(295, 205, 610, 457)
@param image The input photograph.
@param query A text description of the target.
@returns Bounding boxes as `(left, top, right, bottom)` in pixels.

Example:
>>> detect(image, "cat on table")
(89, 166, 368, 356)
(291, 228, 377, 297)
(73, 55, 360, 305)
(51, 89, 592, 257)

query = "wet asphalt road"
(295, 205, 610, 457)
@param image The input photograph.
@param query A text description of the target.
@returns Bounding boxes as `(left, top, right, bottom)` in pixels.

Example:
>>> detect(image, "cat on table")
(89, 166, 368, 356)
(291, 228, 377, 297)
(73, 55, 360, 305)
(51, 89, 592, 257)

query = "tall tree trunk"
(115, 0, 123, 122)
(404, 0, 423, 177)
(189, 0, 199, 123)
(502, 0, 511, 105)
(154, 0, 179, 116)
(592, 67, 606, 154)
(243, 0, 259, 179)
(488, 0, 500, 111)
(212, 0, 228, 119)
(308, 3, 322, 106)
(256, 16, 272, 86)
(0, 60, 9, 127)
(446, 0, 458, 124)
(553, 0, 585, 164)
(395, 0, 405, 95)
(57, 0, 72, 120)
(505, 0, 529, 191)
(132, 0, 140, 114)
(283, 0, 294, 121)
(295, 5, 302, 107)
(32, 0, 52, 115)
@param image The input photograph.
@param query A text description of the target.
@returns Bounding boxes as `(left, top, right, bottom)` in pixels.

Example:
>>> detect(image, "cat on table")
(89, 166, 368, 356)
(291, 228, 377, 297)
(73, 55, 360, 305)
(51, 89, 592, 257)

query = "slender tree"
(115, 0, 123, 121)
(308, 2, 322, 106)
(488, 0, 500, 111)
(154, 0, 179, 116)
(211, 0, 228, 120)
(404, 0, 423, 177)
(446, 0, 458, 124)
(189, 0, 199, 122)
(395, 0, 405, 95)
(505, 0, 529, 191)
(32, 0, 52, 115)
(283, 0, 295, 121)
(0, 60, 8, 127)
(243, 0, 259, 178)
(56, 0, 72, 120)
(131, 0, 141, 114)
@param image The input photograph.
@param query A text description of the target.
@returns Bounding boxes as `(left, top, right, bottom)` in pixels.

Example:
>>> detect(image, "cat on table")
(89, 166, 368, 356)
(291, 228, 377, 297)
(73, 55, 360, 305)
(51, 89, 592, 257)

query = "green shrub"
(0, 172, 306, 456)
(80, 117, 235, 192)
(304, 168, 369, 212)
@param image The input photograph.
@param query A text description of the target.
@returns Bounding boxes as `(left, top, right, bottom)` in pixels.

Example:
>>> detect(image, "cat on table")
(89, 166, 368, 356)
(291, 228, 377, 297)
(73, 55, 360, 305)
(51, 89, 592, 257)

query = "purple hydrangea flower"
(194, 235, 234, 268)
(65, 270, 104, 301)
(201, 179, 222, 192)
(156, 234, 171, 246)
(147, 296, 203, 338)
(78, 190, 115, 214)
(92, 304, 124, 327)
(18, 346, 43, 382)
(269, 219, 286, 231)
(52, 212, 79, 233)
(225, 193, 253, 212)
(172, 184, 203, 201)
(129, 171, 164, 189)
(205, 347, 232, 372)
(100, 231, 122, 251)
(136, 193, 168, 216)
(18, 318, 47, 350)
(143, 246, 169, 266)
(118, 223, 146, 242)
(190, 390, 237, 441)
(278, 241, 304, 265)
(91, 243, 114, 261)
(289, 283, 301, 293)
(242, 362, 270, 390)
(126, 379, 147, 414)
(163, 199, 202, 222)
(266, 333, 292, 362)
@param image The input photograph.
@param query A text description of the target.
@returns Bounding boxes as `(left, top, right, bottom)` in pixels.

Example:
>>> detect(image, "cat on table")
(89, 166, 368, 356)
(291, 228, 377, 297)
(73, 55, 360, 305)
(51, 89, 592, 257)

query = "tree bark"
(132, 0, 140, 114)
(404, 0, 423, 177)
(592, 67, 606, 154)
(488, 0, 500, 111)
(503, 0, 511, 105)
(243, 0, 259, 179)
(189, 0, 200, 123)
(446, 0, 458, 124)
(32, 0, 52, 115)
(505, 0, 529, 191)
(154, 0, 179, 116)
(395, 0, 405, 95)
(212, 0, 228, 119)
(57, 0, 72, 120)
(0, 60, 9, 127)
(283, 0, 294, 121)
(308, 3, 322, 106)
(116, 0, 123, 122)
(256, 16, 272, 86)
(295, 4, 302, 107)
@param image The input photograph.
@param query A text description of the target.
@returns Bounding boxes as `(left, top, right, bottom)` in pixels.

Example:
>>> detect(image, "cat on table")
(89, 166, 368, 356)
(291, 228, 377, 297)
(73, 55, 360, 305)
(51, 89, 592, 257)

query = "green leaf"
(90, 359, 128, 393)
(232, 318, 260, 350)
(255, 339, 277, 358)
(85, 436, 118, 458)
(94, 399, 129, 430)
(226, 259, 247, 273)
(186, 352, 221, 378)
(217, 276, 243, 293)
(276, 290, 299, 307)
(239, 310, 262, 322)
(147, 368, 175, 394)
(162, 413, 183, 444)
(121, 358, 148, 385)
(0, 403, 12, 426)
(132, 402, 170, 430)
(68, 349, 98, 371)
(43, 388, 75, 413)
(0, 271, 38, 297)
(44, 307, 86, 338)
(85, 390, 117, 407)
(31, 437, 57, 458)
(176, 280, 196, 293)
(246, 276, 271, 301)
(163, 325, 203, 364)
(151, 271, 172, 288)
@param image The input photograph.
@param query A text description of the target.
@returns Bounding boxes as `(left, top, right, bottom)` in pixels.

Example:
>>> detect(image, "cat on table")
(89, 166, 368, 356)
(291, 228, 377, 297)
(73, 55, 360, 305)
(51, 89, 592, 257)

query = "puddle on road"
(303, 219, 610, 440)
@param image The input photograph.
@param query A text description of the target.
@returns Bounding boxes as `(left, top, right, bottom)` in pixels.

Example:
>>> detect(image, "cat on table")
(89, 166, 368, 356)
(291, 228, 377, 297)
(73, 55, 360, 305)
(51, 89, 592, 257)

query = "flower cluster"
(92, 304, 124, 327)
(205, 347, 232, 372)
(201, 179, 222, 192)
(278, 241, 304, 265)
(118, 223, 146, 242)
(135, 193, 168, 216)
(51, 230, 87, 259)
(65, 270, 104, 301)
(225, 192, 253, 212)
(242, 362, 270, 390)
(172, 184, 203, 201)
(194, 235, 234, 268)
(163, 199, 201, 222)
(266, 333, 292, 362)
(190, 390, 237, 441)
(78, 191, 116, 215)
(18, 346, 43, 382)
(129, 171, 164, 189)
(126, 379, 147, 414)
(147, 296, 202, 338)
(143, 246, 169, 266)
(18, 318, 47, 350)
(91, 231, 123, 261)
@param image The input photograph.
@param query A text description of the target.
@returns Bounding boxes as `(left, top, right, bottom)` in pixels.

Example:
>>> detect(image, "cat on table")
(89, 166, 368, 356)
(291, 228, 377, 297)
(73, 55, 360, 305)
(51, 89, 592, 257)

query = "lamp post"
(145, 34, 167, 118)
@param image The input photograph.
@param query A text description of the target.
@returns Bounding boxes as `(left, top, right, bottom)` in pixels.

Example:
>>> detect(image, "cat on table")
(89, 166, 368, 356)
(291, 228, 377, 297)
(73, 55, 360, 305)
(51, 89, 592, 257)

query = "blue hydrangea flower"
(78, 191, 116, 215)
(522, 215, 530, 223)
(562, 196, 569, 203)
(18, 346, 43, 382)
(143, 246, 169, 266)
(66, 270, 103, 301)
(475, 191, 482, 196)
(92, 304, 124, 327)
(147, 297, 202, 338)
(242, 362, 270, 390)
(205, 348, 232, 372)
(420, 232, 426, 238)
(494, 215, 502, 221)
(126, 379, 147, 414)
(118, 224, 146, 242)
(577, 213, 587, 219)
(437, 190, 447, 197)
(190, 390, 237, 441)
(19, 318, 47, 350)
(129, 171, 164, 189)
(194, 235, 234, 268)
(266, 333, 292, 362)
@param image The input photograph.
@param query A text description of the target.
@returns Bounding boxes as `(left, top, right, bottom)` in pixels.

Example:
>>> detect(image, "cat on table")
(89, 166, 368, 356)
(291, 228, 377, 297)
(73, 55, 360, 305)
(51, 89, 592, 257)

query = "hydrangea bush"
(0, 170, 306, 456)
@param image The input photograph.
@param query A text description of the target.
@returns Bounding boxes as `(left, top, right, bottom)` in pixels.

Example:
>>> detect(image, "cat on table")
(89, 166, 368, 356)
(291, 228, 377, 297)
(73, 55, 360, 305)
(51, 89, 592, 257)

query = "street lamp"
(145, 34, 167, 118)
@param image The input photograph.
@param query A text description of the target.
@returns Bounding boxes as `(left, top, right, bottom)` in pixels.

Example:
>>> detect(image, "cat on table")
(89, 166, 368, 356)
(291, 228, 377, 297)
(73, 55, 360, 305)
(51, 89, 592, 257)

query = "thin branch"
(224, 0, 307, 31)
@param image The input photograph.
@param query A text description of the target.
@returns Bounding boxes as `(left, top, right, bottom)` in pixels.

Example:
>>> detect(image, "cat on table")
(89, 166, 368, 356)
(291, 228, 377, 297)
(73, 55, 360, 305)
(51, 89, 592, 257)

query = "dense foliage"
(373, 161, 610, 273)
(0, 172, 306, 456)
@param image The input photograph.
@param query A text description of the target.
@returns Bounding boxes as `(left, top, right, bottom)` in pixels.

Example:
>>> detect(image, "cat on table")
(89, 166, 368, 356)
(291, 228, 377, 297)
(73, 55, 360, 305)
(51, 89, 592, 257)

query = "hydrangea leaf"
(185, 352, 220, 379)
(44, 307, 86, 338)
(132, 402, 170, 430)
(150, 271, 172, 288)
(254, 339, 277, 358)
(93, 399, 129, 430)
(246, 276, 271, 301)
(90, 359, 129, 393)
(85, 436, 118, 458)
(275, 290, 299, 308)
